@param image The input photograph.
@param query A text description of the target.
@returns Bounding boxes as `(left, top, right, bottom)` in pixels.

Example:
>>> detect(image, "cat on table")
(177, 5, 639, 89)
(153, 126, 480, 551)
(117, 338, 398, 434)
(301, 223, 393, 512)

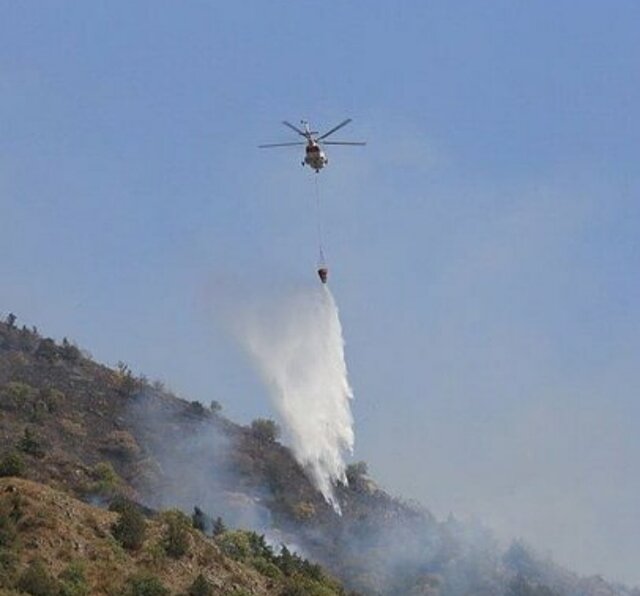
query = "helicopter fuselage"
(304, 141, 328, 172)
(259, 119, 364, 173)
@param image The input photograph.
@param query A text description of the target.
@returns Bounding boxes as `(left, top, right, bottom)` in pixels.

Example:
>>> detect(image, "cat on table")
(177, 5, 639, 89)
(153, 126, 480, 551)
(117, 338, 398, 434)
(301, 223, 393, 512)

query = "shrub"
(108, 494, 129, 514)
(101, 430, 141, 461)
(111, 501, 146, 551)
(59, 561, 89, 596)
(345, 461, 368, 484)
(1, 381, 37, 411)
(187, 401, 206, 417)
(252, 557, 282, 579)
(280, 581, 308, 596)
(506, 575, 558, 596)
(218, 530, 252, 561)
(0, 548, 18, 581)
(7, 350, 29, 367)
(250, 418, 280, 443)
(142, 541, 166, 569)
(0, 452, 25, 477)
(35, 338, 59, 362)
(281, 576, 338, 596)
(18, 428, 46, 458)
(188, 574, 213, 596)
(41, 387, 65, 412)
(275, 545, 332, 589)
(115, 361, 142, 397)
(151, 379, 165, 392)
(124, 573, 169, 596)
(17, 559, 60, 596)
(59, 338, 81, 363)
(91, 461, 121, 494)
(292, 501, 316, 521)
(161, 509, 191, 558)
(0, 511, 17, 548)
(218, 530, 280, 578)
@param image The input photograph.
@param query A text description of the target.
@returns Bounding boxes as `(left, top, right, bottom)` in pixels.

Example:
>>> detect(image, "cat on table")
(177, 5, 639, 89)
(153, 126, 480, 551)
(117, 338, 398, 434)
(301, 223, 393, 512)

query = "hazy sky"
(2, 1, 639, 585)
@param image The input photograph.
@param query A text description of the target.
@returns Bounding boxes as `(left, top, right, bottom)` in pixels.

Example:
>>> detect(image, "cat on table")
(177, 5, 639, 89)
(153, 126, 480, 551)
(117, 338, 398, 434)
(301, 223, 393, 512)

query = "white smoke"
(238, 284, 354, 512)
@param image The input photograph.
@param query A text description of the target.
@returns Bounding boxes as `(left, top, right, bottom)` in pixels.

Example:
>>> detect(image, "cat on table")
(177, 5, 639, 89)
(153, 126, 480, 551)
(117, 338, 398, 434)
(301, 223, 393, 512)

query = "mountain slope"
(1, 317, 638, 596)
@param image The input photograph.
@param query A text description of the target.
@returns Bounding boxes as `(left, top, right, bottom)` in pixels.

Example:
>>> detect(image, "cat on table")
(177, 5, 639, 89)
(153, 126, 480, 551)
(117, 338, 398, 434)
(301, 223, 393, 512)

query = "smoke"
(237, 284, 354, 511)
(129, 394, 275, 531)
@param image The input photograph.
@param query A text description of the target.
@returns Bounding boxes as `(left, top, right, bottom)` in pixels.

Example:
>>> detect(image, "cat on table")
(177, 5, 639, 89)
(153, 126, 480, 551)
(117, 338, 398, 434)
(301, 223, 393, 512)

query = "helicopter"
(259, 119, 366, 172)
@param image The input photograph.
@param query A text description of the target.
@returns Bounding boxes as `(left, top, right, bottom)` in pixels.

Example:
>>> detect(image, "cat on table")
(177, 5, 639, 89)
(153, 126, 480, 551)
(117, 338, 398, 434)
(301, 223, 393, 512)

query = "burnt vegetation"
(0, 314, 638, 596)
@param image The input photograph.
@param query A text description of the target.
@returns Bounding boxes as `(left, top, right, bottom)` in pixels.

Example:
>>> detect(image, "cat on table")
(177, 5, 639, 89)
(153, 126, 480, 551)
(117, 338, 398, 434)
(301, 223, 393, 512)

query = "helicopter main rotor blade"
(318, 118, 352, 140)
(282, 121, 308, 137)
(321, 141, 366, 146)
(258, 142, 307, 148)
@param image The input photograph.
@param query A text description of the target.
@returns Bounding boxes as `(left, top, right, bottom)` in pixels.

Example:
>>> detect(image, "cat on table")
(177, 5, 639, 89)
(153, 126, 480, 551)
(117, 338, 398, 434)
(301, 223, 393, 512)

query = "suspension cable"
(314, 174, 326, 266)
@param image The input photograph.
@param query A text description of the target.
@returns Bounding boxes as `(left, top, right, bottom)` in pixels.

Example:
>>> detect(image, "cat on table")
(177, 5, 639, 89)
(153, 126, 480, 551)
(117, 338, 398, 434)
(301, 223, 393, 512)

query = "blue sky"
(2, 1, 639, 585)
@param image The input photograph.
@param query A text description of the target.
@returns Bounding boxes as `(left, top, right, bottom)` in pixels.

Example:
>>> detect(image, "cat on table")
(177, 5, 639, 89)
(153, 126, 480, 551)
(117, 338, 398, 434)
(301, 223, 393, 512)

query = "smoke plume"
(238, 284, 354, 511)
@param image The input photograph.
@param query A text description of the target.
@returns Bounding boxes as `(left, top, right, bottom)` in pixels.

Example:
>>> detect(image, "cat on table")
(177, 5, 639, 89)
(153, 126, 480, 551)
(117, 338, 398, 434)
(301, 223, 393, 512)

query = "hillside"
(1, 316, 638, 596)
(0, 477, 332, 595)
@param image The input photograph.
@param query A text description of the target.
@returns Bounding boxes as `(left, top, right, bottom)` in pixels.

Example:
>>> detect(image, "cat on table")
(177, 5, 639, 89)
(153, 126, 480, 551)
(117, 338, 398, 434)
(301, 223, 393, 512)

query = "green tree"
(191, 506, 210, 533)
(278, 544, 295, 576)
(111, 501, 146, 551)
(161, 509, 191, 558)
(212, 516, 227, 537)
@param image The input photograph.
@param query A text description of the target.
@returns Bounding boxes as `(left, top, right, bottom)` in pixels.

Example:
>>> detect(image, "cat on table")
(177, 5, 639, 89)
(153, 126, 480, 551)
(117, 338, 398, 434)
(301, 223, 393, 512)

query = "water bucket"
(317, 267, 328, 284)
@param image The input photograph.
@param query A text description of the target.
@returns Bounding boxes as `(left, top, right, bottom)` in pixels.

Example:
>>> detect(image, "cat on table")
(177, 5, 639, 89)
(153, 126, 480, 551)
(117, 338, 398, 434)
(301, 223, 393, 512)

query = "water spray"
(238, 284, 354, 513)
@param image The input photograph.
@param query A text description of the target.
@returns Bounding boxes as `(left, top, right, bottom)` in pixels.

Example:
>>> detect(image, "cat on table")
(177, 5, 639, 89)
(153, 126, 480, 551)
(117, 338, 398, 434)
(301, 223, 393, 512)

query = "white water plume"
(239, 284, 354, 512)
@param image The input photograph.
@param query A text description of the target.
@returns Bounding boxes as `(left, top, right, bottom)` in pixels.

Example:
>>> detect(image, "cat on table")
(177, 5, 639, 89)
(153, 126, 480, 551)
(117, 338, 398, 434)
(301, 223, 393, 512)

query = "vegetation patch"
(17, 559, 61, 596)
(160, 509, 192, 558)
(124, 572, 170, 596)
(0, 453, 25, 478)
(111, 500, 147, 551)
